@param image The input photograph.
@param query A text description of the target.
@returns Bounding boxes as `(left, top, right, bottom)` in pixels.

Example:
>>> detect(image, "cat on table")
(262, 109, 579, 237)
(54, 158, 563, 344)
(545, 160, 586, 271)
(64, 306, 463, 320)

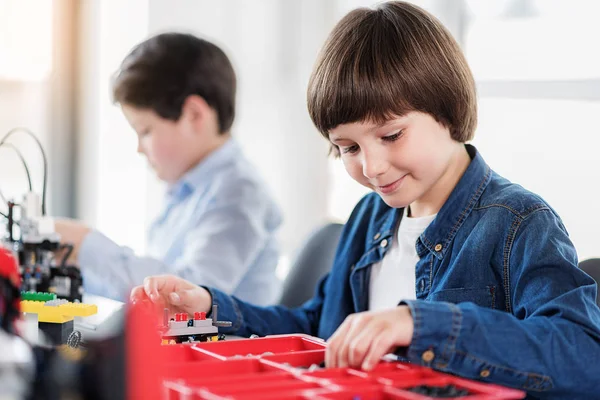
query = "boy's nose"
(362, 151, 388, 179)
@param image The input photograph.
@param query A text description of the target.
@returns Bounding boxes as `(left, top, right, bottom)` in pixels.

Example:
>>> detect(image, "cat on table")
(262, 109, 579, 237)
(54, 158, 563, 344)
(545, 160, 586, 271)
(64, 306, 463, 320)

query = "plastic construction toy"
(154, 334, 527, 400)
(24, 301, 524, 400)
(21, 290, 57, 302)
(20, 294, 97, 347)
(160, 304, 232, 344)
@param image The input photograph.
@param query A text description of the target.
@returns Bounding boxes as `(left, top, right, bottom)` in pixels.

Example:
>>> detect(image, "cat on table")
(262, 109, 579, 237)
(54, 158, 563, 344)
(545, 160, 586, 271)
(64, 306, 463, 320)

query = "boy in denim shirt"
(131, 3, 600, 398)
(54, 33, 282, 305)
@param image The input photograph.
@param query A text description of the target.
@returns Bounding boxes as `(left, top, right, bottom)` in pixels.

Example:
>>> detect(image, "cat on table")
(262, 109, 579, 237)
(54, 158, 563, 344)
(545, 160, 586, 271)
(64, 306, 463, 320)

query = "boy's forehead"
(122, 104, 160, 124)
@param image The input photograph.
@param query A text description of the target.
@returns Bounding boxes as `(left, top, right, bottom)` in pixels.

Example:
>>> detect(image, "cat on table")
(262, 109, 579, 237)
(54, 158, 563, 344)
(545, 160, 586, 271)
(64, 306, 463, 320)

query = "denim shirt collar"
(418, 145, 492, 260)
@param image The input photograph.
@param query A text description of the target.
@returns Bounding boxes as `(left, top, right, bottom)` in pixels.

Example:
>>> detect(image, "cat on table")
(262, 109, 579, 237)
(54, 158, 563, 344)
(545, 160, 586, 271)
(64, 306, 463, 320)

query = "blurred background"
(1, 0, 599, 279)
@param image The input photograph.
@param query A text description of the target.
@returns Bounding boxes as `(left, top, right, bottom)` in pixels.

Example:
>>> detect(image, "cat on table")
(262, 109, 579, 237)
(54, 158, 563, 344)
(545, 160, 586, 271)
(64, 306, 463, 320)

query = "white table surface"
(75, 293, 125, 340)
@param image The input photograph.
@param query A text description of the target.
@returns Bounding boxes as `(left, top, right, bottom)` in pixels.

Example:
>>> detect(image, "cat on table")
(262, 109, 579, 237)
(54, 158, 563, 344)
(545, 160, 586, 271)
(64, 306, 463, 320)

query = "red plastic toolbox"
(189, 334, 327, 360)
(158, 334, 526, 400)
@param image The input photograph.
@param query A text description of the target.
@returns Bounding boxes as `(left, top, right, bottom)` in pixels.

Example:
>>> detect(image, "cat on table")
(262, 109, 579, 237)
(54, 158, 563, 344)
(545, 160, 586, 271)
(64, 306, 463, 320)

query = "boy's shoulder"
(198, 141, 266, 197)
(202, 147, 280, 218)
(478, 171, 554, 220)
(208, 162, 273, 205)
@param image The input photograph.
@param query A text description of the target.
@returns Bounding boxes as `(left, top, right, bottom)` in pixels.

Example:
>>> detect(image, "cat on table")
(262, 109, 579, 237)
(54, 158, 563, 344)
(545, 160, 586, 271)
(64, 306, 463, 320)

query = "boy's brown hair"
(112, 32, 236, 134)
(307, 1, 477, 154)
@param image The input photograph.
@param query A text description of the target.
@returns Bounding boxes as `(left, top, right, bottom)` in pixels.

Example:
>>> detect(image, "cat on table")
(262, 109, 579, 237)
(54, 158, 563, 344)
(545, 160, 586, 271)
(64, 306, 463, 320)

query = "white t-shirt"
(368, 207, 437, 311)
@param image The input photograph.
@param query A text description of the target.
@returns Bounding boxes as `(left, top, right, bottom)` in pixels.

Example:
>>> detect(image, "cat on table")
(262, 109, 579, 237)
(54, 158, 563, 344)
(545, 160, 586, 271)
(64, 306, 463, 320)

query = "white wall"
(76, 0, 151, 252)
(0, 0, 52, 214)
(0, 82, 49, 206)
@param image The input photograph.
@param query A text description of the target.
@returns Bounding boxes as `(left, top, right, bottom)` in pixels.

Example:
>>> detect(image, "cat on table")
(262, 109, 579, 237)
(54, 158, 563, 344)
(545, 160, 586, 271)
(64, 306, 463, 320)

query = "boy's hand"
(53, 218, 91, 265)
(326, 306, 414, 371)
(130, 275, 213, 316)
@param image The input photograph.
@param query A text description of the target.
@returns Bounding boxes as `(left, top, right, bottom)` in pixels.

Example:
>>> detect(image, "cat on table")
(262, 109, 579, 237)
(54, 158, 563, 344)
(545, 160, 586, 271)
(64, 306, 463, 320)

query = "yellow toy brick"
(21, 300, 72, 323)
(57, 302, 98, 317)
(20, 300, 98, 323)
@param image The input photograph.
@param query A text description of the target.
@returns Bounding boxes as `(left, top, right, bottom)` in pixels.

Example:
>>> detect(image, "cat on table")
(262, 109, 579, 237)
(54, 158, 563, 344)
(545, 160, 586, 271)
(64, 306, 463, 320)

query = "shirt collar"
(167, 137, 238, 201)
(417, 144, 492, 260)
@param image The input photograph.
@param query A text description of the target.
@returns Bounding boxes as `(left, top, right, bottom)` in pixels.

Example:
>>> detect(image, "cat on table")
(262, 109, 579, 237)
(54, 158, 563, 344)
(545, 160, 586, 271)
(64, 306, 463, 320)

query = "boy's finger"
(326, 320, 351, 368)
(178, 288, 203, 310)
(336, 316, 366, 368)
(336, 333, 352, 368)
(347, 323, 378, 368)
(169, 292, 182, 305)
(155, 275, 173, 293)
(143, 277, 160, 301)
(130, 286, 146, 302)
(362, 331, 395, 371)
(328, 316, 361, 369)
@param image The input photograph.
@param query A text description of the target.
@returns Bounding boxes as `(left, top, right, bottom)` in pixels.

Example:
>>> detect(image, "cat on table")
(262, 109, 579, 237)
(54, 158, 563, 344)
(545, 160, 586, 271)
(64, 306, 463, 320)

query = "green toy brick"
(20, 291, 57, 302)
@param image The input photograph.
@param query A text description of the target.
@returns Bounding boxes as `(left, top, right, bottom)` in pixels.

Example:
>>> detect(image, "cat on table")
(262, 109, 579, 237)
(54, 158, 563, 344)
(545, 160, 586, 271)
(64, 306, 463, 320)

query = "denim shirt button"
(434, 243, 443, 252)
(373, 233, 381, 240)
(480, 369, 491, 378)
(422, 350, 435, 363)
(380, 239, 389, 248)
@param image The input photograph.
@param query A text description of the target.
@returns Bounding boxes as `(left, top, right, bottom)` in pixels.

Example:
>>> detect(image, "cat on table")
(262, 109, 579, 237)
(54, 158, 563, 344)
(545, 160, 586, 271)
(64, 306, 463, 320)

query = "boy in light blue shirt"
(55, 33, 282, 305)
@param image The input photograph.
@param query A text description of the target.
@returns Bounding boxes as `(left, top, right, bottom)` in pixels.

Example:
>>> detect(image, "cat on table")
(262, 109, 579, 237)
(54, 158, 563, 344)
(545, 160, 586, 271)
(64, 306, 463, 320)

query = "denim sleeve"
(202, 273, 330, 337)
(401, 209, 600, 399)
(79, 183, 278, 302)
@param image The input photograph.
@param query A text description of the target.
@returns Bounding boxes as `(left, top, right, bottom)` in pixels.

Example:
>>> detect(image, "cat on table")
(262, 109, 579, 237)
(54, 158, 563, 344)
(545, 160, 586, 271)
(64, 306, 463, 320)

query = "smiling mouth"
(376, 175, 406, 194)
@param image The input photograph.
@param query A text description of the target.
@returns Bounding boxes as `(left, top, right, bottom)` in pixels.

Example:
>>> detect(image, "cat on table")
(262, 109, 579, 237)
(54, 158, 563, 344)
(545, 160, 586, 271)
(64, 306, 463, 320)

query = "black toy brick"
(39, 320, 74, 345)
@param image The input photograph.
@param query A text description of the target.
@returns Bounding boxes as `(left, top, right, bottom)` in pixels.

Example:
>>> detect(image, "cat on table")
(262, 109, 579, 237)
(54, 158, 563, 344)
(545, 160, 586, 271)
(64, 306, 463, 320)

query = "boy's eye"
(382, 130, 404, 142)
(341, 144, 359, 154)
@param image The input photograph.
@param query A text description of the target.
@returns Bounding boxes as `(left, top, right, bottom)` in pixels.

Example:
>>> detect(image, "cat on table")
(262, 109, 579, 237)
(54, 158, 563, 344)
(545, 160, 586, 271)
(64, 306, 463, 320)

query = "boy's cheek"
(149, 142, 178, 166)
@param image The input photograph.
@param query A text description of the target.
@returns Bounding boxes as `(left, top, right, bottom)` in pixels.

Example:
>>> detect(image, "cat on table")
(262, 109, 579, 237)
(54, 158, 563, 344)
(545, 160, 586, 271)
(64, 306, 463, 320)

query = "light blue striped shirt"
(79, 139, 282, 305)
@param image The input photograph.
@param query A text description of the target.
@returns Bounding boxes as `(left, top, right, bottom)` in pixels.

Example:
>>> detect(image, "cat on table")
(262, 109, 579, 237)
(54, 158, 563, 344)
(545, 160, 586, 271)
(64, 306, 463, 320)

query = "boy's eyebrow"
(329, 117, 407, 142)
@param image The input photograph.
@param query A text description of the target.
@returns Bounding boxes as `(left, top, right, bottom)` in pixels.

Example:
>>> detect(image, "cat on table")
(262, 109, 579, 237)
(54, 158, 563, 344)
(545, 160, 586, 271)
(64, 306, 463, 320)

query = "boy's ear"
(181, 95, 209, 129)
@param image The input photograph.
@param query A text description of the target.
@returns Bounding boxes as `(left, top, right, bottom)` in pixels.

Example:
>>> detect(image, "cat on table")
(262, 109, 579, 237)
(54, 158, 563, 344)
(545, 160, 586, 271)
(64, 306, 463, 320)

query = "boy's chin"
(375, 192, 411, 209)
(154, 169, 179, 183)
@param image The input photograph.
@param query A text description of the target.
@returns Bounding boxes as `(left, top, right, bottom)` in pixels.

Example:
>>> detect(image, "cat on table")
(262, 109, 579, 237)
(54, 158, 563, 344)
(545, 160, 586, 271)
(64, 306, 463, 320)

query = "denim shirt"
(207, 145, 600, 399)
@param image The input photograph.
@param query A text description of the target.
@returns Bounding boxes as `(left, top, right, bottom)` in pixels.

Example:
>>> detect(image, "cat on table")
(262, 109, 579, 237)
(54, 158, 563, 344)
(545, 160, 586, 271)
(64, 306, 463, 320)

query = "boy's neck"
(409, 145, 471, 218)
(183, 132, 231, 176)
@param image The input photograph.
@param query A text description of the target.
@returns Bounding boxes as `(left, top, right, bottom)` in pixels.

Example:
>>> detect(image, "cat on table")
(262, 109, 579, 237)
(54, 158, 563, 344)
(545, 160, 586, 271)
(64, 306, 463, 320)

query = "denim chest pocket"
(428, 286, 496, 309)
